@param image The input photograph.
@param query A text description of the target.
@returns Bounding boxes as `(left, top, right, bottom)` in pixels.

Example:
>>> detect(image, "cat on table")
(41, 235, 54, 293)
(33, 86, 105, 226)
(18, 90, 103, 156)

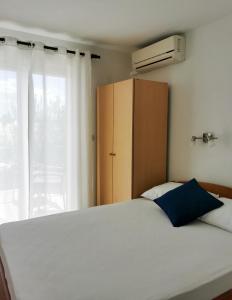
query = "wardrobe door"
(113, 79, 133, 203)
(97, 84, 114, 205)
(132, 79, 168, 198)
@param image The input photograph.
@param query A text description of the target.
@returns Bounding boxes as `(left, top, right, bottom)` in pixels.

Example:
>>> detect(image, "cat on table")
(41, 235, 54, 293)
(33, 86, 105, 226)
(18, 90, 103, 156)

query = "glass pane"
(30, 74, 67, 217)
(0, 70, 19, 223)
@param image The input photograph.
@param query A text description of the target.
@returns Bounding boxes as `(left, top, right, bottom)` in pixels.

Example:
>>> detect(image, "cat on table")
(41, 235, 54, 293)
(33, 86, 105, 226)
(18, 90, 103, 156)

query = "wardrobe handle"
(109, 153, 116, 156)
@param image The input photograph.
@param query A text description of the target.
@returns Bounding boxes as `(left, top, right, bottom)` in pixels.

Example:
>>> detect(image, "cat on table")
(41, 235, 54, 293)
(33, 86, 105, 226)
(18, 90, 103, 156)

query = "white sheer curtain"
(0, 38, 30, 223)
(0, 38, 92, 223)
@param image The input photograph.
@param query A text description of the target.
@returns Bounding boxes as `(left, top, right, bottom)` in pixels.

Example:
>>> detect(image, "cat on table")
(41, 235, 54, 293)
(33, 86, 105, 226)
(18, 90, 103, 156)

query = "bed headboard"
(178, 181, 232, 199)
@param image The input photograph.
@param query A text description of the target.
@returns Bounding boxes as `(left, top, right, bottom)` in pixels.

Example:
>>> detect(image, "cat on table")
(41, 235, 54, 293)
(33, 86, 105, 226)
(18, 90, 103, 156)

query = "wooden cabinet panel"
(97, 84, 114, 205)
(132, 79, 168, 198)
(214, 289, 232, 300)
(113, 79, 133, 202)
(97, 79, 168, 206)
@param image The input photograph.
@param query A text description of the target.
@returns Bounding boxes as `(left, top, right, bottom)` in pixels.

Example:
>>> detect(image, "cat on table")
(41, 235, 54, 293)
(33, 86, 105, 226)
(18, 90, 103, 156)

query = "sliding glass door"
(0, 40, 92, 224)
(0, 45, 30, 223)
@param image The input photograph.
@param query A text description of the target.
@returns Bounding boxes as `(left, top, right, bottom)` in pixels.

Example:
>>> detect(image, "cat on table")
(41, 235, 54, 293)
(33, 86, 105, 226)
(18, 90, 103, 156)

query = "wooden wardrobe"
(97, 78, 168, 205)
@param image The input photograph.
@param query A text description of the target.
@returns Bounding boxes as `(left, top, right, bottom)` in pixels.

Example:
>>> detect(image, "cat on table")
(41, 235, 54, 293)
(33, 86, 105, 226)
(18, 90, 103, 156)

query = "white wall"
(137, 14, 232, 186)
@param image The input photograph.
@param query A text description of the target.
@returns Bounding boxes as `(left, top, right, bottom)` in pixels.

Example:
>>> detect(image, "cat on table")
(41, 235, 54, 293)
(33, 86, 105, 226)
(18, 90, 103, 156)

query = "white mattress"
(1, 199, 232, 300)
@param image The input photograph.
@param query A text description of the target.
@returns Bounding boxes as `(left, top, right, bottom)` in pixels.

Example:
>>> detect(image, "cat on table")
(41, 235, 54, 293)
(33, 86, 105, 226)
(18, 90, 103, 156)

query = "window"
(30, 74, 67, 217)
(0, 43, 92, 224)
(0, 70, 19, 223)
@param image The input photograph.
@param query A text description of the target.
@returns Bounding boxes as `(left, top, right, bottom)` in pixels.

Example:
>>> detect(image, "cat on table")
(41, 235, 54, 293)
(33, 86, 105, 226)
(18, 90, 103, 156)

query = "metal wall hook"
(191, 132, 218, 143)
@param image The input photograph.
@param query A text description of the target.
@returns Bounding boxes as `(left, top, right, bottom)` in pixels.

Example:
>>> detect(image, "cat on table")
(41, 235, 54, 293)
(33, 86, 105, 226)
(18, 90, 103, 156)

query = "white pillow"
(199, 197, 232, 233)
(141, 182, 182, 200)
(141, 181, 219, 200)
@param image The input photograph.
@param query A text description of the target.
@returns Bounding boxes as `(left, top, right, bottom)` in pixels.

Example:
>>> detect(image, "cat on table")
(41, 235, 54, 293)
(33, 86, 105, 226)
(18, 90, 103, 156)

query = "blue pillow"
(154, 179, 223, 227)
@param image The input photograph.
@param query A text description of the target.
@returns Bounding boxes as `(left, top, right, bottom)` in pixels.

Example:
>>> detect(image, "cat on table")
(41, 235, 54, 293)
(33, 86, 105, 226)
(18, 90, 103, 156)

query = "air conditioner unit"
(132, 35, 185, 73)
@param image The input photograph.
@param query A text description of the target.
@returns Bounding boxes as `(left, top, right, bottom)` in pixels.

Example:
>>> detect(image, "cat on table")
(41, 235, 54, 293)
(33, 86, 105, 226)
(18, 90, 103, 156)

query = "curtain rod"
(0, 37, 101, 59)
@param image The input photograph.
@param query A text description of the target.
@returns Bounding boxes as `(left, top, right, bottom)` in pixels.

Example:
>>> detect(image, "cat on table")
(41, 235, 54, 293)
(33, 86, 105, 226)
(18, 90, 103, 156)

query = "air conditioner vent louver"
(135, 56, 173, 70)
(132, 35, 185, 73)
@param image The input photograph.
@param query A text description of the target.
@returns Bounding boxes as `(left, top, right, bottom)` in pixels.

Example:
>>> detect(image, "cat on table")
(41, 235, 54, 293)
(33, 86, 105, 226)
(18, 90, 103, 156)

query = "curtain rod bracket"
(0, 37, 101, 59)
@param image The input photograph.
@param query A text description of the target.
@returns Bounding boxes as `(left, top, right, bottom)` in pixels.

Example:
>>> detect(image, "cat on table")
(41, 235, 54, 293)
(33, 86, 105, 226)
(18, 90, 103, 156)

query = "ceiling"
(1, 0, 232, 48)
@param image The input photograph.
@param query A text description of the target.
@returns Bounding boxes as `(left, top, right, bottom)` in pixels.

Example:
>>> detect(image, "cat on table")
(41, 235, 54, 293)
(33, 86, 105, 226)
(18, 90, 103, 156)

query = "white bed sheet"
(1, 199, 232, 300)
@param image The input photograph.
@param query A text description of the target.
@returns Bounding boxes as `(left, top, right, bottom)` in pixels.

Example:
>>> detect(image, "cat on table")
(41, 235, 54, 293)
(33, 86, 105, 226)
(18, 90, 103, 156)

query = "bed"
(0, 182, 232, 300)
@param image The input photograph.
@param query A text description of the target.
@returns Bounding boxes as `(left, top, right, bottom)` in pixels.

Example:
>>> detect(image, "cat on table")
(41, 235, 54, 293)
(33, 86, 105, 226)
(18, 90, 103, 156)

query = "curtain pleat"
(0, 41, 92, 223)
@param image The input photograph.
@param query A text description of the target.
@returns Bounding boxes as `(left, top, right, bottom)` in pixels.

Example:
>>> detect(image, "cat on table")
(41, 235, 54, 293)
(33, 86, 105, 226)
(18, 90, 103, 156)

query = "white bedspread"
(1, 199, 232, 300)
